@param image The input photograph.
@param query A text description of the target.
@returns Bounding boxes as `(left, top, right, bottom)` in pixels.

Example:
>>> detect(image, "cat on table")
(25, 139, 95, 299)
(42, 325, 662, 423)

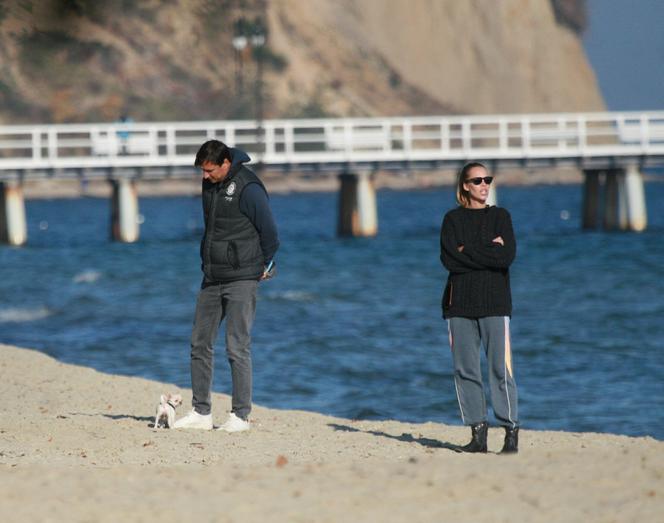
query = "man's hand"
(457, 245, 464, 252)
(492, 236, 504, 246)
(260, 260, 275, 281)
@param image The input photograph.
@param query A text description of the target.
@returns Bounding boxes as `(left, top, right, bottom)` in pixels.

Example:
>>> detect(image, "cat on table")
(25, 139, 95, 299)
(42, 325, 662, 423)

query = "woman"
(440, 162, 519, 453)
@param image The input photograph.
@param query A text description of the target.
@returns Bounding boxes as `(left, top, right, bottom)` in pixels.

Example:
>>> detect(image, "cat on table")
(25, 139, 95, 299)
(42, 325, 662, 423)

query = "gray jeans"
(190, 279, 258, 419)
(448, 316, 519, 428)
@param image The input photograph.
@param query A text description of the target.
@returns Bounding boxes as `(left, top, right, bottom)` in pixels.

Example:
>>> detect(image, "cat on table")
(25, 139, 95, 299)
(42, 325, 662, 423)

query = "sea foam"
(0, 307, 52, 323)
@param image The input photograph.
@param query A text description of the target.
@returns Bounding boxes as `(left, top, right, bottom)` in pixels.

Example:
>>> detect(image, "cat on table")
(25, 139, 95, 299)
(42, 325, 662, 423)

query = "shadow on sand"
(328, 422, 463, 452)
(66, 412, 154, 424)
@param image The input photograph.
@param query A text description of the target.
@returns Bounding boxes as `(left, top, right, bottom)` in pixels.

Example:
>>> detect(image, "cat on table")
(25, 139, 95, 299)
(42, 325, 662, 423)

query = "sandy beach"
(0, 343, 661, 522)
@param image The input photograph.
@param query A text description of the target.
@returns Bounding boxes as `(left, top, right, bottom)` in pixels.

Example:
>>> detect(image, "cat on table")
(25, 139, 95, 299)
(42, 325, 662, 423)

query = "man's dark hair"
(194, 140, 231, 167)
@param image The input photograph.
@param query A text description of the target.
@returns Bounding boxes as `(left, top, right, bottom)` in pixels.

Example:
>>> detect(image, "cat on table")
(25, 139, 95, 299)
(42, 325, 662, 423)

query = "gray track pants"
(190, 279, 258, 419)
(448, 316, 519, 428)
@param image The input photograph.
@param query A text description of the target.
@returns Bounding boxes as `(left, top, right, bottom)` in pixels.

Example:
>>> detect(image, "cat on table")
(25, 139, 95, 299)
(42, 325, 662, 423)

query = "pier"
(1, 111, 663, 244)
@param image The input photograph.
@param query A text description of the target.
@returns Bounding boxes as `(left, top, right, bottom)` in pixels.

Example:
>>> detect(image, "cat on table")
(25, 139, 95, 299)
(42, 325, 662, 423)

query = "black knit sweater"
(439, 205, 516, 319)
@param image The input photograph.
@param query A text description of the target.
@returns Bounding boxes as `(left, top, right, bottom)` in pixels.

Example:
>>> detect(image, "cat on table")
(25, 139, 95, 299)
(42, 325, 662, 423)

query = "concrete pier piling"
(582, 167, 647, 232)
(582, 169, 601, 230)
(623, 165, 647, 232)
(617, 172, 629, 230)
(110, 178, 140, 243)
(603, 171, 620, 230)
(337, 172, 377, 237)
(0, 181, 27, 246)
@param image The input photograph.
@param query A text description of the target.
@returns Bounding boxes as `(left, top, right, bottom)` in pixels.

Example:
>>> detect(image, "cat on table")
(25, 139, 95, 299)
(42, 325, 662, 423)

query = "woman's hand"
(492, 236, 504, 246)
(457, 245, 464, 252)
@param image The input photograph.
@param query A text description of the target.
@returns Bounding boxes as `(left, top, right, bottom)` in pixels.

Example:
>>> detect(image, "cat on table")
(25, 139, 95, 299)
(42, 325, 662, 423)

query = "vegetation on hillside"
(0, 0, 592, 125)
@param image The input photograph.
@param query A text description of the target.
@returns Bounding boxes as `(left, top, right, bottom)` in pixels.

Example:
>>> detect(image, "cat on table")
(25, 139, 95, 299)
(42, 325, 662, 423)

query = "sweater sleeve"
(239, 183, 280, 264)
(463, 209, 516, 269)
(440, 213, 488, 273)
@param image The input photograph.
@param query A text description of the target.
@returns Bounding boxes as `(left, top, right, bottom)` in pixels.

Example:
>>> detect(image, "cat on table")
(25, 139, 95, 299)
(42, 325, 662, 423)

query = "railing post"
(166, 126, 176, 157)
(499, 119, 507, 151)
(344, 121, 353, 158)
(285, 123, 294, 160)
(557, 116, 566, 151)
(149, 127, 158, 156)
(0, 181, 27, 246)
(382, 120, 391, 153)
(521, 117, 530, 155)
(403, 121, 412, 154)
(226, 125, 235, 146)
(32, 130, 42, 161)
(264, 122, 275, 157)
(577, 115, 587, 151)
(441, 118, 449, 151)
(462, 119, 471, 154)
(48, 128, 57, 161)
(640, 114, 649, 152)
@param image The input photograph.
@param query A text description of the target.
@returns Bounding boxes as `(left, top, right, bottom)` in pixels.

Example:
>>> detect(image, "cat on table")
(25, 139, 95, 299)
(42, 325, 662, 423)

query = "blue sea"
(1, 182, 663, 439)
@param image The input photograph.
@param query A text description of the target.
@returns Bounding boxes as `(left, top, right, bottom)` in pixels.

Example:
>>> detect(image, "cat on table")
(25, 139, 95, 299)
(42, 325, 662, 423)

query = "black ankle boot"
(500, 426, 519, 454)
(460, 421, 488, 453)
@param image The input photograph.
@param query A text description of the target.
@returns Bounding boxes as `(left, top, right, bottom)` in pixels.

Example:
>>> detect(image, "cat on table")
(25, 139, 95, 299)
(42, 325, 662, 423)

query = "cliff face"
(0, 0, 603, 124)
(267, 0, 604, 116)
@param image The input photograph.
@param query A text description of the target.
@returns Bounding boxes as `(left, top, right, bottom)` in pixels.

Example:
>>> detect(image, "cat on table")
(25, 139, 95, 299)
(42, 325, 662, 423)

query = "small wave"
(268, 290, 317, 302)
(73, 270, 102, 284)
(0, 306, 52, 323)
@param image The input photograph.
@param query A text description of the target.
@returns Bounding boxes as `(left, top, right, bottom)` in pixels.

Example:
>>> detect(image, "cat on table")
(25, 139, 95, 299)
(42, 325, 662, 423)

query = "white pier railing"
(1, 111, 662, 245)
(0, 111, 663, 176)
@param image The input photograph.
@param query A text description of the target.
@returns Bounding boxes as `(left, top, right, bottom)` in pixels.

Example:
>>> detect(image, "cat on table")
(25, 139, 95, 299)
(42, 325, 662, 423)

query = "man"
(174, 140, 279, 432)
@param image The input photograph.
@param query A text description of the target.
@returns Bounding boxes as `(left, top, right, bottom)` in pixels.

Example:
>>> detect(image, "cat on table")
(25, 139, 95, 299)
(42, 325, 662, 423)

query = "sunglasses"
(466, 176, 493, 186)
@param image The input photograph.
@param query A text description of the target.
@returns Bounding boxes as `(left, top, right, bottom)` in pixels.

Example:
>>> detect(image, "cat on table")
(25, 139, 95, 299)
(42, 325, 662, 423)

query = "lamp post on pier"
(232, 15, 267, 168)
(251, 26, 266, 164)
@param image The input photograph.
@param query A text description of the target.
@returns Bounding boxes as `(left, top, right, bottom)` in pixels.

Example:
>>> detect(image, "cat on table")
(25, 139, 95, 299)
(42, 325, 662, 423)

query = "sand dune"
(0, 343, 661, 522)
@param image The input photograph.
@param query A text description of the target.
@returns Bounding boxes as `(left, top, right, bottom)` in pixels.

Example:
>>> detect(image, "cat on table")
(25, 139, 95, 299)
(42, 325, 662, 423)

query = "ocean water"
(1, 182, 663, 439)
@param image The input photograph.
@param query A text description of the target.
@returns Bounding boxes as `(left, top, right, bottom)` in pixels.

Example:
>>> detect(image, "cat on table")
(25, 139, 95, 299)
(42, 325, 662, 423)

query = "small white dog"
(154, 393, 183, 429)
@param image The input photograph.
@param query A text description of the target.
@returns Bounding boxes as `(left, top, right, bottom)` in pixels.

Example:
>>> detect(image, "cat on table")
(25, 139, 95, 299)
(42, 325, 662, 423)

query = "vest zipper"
(203, 186, 220, 268)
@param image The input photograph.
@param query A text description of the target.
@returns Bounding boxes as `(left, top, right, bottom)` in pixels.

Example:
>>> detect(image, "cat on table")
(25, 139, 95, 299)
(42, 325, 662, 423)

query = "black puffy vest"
(200, 167, 265, 282)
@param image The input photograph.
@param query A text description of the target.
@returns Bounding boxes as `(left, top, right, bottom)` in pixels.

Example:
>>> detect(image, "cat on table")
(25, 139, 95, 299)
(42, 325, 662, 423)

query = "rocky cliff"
(0, 0, 603, 124)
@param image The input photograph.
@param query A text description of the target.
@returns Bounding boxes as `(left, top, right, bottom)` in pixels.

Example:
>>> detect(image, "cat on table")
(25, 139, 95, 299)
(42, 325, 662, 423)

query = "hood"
(228, 147, 251, 175)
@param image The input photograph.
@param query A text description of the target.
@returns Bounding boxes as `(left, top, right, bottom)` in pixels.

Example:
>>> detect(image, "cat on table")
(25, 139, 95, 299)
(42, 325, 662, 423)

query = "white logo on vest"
(226, 182, 236, 196)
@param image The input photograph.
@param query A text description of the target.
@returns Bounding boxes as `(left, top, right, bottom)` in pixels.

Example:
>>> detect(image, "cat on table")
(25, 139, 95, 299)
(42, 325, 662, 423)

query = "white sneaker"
(173, 409, 213, 430)
(217, 412, 250, 433)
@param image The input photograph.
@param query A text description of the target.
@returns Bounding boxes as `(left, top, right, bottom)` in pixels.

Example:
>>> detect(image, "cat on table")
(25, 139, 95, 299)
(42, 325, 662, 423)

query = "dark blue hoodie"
(200, 148, 279, 282)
